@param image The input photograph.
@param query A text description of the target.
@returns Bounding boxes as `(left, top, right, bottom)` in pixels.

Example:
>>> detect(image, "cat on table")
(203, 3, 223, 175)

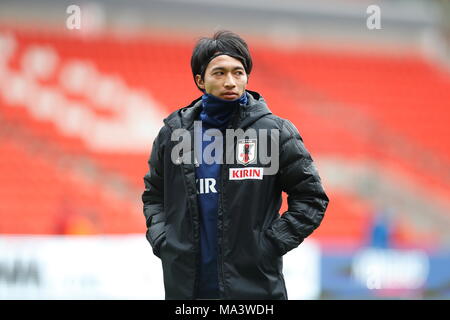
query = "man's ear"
(195, 74, 205, 90)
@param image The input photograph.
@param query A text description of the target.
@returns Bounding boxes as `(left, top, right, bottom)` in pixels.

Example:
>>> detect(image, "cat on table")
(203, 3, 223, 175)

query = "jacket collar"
(163, 90, 272, 132)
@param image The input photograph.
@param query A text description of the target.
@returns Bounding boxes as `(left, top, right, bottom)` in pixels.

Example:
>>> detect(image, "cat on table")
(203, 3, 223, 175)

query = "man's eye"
(214, 72, 224, 75)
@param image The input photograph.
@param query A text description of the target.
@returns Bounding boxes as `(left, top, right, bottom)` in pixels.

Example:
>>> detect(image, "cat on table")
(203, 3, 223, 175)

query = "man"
(142, 30, 329, 300)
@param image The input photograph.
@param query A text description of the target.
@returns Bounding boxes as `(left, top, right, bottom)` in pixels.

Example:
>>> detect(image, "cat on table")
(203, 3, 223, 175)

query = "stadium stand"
(0, 26, 448, 250)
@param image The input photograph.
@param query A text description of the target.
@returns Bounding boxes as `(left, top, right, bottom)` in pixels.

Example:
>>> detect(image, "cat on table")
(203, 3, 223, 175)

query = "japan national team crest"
(237, 139, 257, 166)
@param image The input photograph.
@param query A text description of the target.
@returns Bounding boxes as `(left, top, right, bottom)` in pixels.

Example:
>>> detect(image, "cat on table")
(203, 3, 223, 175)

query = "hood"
(163, 90, 272, 132)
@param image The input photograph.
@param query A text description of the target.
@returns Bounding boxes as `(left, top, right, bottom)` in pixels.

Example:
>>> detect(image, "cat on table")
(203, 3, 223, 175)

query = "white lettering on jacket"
(196, 178, 218, 194)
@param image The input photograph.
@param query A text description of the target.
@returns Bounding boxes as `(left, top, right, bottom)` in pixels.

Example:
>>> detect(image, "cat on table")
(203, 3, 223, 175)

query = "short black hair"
(191, 30, 253, 91)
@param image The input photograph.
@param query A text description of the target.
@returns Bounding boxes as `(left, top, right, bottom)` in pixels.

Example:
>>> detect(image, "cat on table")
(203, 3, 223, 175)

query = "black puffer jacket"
(142, 90, 329, 300)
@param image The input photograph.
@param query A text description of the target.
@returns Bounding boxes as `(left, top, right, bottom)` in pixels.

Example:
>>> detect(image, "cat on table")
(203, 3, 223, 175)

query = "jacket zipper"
(217, 107, 242, 299)
(218, 163, 226, 299)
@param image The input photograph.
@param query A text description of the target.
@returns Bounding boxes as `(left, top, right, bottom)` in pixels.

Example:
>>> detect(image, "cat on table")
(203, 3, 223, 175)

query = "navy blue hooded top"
(194, 91, 248, 299)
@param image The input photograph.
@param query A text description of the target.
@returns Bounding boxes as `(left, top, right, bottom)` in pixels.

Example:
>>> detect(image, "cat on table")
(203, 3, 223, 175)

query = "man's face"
(195, 54, 248, 100)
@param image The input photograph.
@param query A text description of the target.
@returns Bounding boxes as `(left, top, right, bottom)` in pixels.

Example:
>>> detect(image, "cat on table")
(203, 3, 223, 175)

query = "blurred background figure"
(0, 0, 449, 299)
(369, 209, 394, 249)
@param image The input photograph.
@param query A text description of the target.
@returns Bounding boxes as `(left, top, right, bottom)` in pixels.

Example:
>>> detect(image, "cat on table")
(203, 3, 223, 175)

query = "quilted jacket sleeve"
(265, 119, 329, 255)
(142, 125, 169, 258)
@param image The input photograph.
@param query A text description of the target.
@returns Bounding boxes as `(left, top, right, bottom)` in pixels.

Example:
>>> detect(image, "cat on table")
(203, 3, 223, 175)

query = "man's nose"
(224, 73, 236, 88)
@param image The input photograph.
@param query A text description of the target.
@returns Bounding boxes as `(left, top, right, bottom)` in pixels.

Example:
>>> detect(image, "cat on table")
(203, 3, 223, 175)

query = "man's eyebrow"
(210, 66, 245, 72)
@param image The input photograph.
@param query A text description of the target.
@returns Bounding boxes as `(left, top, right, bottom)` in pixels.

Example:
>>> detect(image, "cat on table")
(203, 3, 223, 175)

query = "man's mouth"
(222, 92, 239, 99)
